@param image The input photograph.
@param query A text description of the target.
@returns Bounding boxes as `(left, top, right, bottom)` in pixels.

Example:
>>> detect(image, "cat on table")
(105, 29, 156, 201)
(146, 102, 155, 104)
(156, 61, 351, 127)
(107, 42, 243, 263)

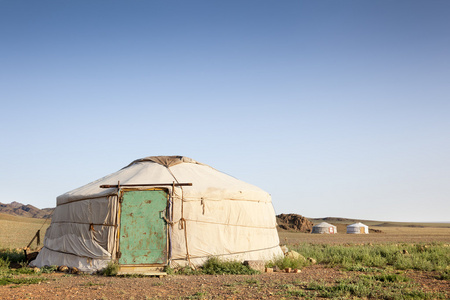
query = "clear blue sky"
(1, 1, 449, 222)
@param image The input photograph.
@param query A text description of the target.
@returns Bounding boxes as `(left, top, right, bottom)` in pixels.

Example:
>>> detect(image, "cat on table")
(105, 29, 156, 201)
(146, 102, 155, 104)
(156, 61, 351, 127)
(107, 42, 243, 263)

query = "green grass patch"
(369, 273, 410, 283)
(187, 291, 208, 299)
(304, 275, 445, 299)
(0, 276, 46, 286)
(436, 269, 450, 281)
(165, 265, 203, 275)
(40, 265, 57, 273)
(102, 257, 259, 277)
(345, 264, 382, 272)
(82, 281, 106, 287)
(99, 262, 119, 276)
(285, 289, 306, 297)
(291, 242, 450, 271)
(164, 257, 259, 276)
(0, 257, 9, 272)
(266, 255, 308, 270)
(202, 257, 259, 275)
(163, 265, 175, 275)
(8, 266, 35, 275)
(244, 278, 259, 285)
(0, 255, 48, 286)
(0, 248, 26, 264)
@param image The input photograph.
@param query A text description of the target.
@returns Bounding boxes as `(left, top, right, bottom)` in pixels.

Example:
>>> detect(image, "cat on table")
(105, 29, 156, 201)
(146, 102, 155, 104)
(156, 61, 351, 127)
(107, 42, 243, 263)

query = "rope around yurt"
(166, 167, 194, 269)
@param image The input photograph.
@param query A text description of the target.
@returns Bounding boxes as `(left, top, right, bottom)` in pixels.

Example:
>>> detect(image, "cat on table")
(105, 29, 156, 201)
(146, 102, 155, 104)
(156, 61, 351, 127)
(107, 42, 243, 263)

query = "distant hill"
(0, 201, 54, 219)
(276, 214, 313, 232)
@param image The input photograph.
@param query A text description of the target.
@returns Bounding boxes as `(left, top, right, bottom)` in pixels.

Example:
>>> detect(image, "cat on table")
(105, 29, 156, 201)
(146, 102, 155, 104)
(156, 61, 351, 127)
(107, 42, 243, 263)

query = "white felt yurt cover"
(311, 222, 337, 234)
(31, 156, 283, 272)
(346, 222, 369, 234)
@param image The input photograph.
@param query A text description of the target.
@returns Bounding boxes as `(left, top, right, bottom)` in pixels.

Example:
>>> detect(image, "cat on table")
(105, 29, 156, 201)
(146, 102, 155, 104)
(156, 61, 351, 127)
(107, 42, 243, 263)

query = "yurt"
(346, 222, 369, 234)
(31, 156, 283, 273)
(311, 222, 337, 234)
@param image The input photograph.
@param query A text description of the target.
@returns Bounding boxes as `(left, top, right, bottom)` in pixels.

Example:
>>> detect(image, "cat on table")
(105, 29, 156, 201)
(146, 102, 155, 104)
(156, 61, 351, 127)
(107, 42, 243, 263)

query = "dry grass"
(0, 213, 50, 249)
(279, 226, 450, 245)
(311, 217, 450, 228)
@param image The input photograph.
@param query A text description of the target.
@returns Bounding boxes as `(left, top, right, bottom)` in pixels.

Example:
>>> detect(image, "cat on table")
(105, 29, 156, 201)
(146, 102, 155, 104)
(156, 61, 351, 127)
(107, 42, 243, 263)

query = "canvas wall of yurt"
(31, 156, 283, 273)
(311, 222, 337, 234)
(346, 222, 369, 234)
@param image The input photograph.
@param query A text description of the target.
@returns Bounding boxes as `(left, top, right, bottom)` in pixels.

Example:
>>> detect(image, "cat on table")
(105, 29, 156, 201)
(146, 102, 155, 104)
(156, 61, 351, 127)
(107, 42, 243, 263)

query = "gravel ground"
(1, 265, 448, 300)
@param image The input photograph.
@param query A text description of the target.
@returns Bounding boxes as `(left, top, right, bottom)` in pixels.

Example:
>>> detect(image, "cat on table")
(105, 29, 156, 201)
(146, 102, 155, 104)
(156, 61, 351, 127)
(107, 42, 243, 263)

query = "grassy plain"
(0, 213, 50, 249)
(279, 220, 450, 245)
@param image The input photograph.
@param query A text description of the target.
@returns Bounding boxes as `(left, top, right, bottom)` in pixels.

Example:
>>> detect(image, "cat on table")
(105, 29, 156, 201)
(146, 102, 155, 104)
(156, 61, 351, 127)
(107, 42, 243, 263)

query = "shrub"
(0, 258, 9, 275)
(436, 269, 450, 281)
(40, 265, 58, 274)
(201, 257, 259, 275)
(165, 258, 259, 275)
(267, 255, 308, 270)
(0, 276, 46, 286)
(100, 262, 119, 276)
(0, 249, 25, 264)
(365, 273, 410, 283)
(163, 265, 175, 275)
(171, 265, 203, 276)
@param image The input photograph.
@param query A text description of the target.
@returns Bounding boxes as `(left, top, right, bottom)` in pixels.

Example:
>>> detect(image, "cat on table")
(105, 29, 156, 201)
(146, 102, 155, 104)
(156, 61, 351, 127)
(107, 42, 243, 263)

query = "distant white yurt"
(311, 222, 337, 234)
(31, 156, 283, 273)
(347, 222, 369, 234)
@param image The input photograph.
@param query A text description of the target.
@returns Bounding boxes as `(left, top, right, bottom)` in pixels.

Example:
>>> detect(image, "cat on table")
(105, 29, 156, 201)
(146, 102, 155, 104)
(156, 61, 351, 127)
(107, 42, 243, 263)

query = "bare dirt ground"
(1, 265, 448, 300)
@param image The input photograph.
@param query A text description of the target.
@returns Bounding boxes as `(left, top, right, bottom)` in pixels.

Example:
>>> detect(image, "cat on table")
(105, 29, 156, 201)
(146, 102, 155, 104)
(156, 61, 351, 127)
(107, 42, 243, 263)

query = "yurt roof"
(123, 156, 207, 169)
(313, 222, 335, 228)
(57, 155, 271, 205)
(347, 222, 368, 227)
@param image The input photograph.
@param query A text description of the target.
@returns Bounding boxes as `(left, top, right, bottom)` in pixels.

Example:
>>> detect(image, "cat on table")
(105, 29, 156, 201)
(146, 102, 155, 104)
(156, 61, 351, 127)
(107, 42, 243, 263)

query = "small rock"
(243, 260, 265, 272)
(307, 257, 317, 264)
(58, 265, 69, 272)
(286, 251, 306, 262)
(33, 267, 40, 273)
(280, 245, 289, 254)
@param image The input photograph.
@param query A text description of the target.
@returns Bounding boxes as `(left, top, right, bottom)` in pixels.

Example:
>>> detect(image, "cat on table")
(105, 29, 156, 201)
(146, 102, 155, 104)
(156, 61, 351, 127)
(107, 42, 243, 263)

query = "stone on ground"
(308, 257, 317, 264)
(285, 251, 306, 262)
(243, 260, 265, 272)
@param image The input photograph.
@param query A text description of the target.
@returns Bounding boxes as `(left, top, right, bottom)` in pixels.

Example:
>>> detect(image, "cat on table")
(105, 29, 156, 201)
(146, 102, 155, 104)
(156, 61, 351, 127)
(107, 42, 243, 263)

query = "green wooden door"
(119, 190, 168, 265)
